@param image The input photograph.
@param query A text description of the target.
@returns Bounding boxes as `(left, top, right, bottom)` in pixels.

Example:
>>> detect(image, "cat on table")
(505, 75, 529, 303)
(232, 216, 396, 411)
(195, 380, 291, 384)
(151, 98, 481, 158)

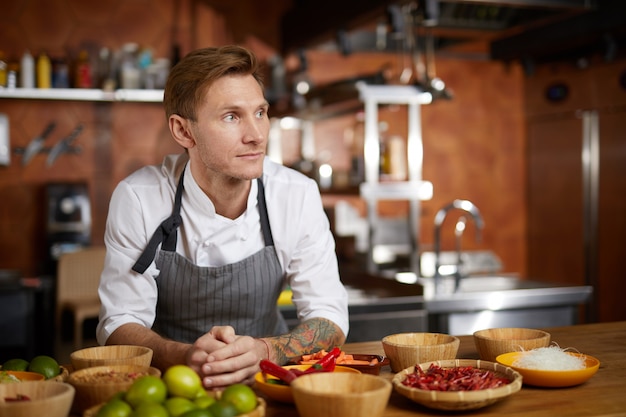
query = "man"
(96, 45, 349, 388)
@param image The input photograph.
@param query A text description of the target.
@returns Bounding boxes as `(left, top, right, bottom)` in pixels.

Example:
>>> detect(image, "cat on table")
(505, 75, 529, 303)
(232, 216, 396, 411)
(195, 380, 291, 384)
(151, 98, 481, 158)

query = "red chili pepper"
(259, 359, 299, 384)
(4, 394, 31, 402)
(303, 347, 341, 374)
(402, 364, 510, 391)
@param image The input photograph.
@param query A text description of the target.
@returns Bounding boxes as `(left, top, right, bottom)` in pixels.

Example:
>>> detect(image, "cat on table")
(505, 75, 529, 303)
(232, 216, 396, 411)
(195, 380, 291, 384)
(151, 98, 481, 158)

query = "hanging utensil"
(21, 121, 56, 166)
(46, 124, 83, 167)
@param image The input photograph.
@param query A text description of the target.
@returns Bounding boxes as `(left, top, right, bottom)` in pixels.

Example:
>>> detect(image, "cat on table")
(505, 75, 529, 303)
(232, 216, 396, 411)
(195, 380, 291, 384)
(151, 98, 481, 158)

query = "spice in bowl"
(401, 363, 512, 391)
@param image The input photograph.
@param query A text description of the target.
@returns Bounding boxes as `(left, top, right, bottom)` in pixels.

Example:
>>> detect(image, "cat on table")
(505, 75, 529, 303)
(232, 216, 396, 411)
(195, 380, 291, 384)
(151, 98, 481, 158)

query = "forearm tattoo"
(267, 317, 346, 364)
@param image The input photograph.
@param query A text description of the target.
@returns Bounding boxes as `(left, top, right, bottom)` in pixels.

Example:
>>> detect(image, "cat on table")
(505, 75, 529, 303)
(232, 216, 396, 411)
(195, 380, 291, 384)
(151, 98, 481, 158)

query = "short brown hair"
(163, 45, 264, 121)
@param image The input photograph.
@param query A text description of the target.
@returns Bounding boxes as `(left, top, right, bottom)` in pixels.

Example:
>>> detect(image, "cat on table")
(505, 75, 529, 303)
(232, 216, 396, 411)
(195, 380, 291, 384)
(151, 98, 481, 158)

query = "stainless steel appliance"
(44, 183, 91, 274)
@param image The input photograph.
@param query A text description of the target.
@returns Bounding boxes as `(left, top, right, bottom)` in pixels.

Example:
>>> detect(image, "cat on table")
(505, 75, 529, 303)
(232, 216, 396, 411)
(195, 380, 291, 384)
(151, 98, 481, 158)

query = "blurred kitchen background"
(0, 0, 624, 361)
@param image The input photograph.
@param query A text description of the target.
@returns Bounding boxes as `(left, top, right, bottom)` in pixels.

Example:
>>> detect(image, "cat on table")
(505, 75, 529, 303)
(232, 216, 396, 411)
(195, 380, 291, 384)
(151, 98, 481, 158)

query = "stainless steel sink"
(413, 273, 593, 334)
(415, 274, 534, 297)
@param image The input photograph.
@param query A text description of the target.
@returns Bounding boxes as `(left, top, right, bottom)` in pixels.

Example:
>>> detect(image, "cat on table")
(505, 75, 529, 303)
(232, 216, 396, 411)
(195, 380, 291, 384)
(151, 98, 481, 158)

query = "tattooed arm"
(191, 318, 344, 389)
(264, 317, 346, 364)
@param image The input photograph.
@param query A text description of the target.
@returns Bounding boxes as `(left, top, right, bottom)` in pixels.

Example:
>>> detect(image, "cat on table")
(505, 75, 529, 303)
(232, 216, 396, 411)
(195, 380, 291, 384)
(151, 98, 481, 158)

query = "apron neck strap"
(132, 167, 185, 274)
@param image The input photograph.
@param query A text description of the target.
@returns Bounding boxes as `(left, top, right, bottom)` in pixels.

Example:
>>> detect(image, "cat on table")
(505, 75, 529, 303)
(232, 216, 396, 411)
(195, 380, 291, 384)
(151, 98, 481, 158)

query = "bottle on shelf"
(51, 55, 69, 88)
(97, 47, 116, 91)
(0, 51, 7, 87)
(348, 111, 366, 186)
(6, 61, 18, 89)
(74, 50, 92, 88)
(36, 51, 52, 88)
(119, 43, 141, 89)
(20, 50, 35, 88)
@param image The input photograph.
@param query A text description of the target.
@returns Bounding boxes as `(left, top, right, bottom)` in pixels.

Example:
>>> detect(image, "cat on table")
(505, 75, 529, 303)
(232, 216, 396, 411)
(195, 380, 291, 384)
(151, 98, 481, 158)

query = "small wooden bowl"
(0, 381, 75, 417)
(291, 372, 392, 417)
(254, 364, 361, 403)
(1, 371, 45, 382)
(49, 366, 70, 382)
(295, 354, 389, 375)
(67, 364, 161, 414)
(382, 333, 460, 372)
(473, 328, 551, 362)
(392, 359, 522, 411)
(70, 345, 153, 370)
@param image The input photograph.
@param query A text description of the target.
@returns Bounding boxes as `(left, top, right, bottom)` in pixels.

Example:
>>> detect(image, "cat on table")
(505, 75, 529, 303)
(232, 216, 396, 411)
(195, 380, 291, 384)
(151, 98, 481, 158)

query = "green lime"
(208, 400, 238, 417)
(125, 375, 168, 408)
(131, 401, 169, 417)
(2, 358, 29, 371)
(163, 365, 203, 400)
(194, 395, 216, 409)
(220, 384, 257, 414)
(96, 398, 133, 417)
(164, 397, 198, 417)
(180, 408, 214, 417)
(27, 355, 60, 379)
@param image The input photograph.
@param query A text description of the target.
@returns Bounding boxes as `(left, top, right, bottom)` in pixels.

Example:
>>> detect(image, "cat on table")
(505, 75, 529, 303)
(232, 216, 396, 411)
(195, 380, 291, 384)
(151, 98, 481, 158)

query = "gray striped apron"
(132, 168, 288, 343)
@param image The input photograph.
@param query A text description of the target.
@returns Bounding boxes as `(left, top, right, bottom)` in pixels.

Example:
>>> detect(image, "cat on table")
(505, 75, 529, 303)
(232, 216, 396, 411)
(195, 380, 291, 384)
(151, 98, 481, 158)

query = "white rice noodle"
(513, 345, 586, 371)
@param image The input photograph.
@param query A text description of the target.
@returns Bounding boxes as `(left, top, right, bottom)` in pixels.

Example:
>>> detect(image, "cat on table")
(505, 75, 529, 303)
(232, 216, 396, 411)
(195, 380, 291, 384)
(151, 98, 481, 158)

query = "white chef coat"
(96, 153, 349, 345)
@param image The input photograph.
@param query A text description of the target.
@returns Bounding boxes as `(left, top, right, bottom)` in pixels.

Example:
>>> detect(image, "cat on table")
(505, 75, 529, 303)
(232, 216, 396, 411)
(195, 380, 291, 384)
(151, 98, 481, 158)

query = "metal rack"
(356, 82, 433, 275)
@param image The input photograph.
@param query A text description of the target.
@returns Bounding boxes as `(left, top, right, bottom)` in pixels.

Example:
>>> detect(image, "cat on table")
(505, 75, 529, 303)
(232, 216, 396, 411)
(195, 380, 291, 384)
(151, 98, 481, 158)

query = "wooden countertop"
(262, 321, 626, 417)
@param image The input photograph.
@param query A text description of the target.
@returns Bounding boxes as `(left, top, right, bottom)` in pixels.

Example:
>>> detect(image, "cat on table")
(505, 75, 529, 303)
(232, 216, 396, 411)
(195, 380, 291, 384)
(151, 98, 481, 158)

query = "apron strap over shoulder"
(256, 177, 275, 247)
(132, 167, 186, 274)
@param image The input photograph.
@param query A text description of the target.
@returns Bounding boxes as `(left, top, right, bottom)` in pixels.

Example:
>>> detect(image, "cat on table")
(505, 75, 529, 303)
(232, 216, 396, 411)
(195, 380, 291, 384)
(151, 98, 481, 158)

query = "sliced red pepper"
(259, 359, 298, 384)
(303, 347, 341, 374)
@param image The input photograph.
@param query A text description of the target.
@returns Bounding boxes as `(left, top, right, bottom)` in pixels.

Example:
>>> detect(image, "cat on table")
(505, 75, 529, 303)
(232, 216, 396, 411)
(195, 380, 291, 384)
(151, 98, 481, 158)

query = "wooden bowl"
(291, 372, 392, 417)
(0, 381, 75, 417)
(49, 366, 70, 382)
(254, 364, 361, 403)
(70, 345, 153, 370)
(0, 371, 45, 382)
(382, 333, 460, 372)
(295, 354, 389, 375)
(67, 364, 161, 414)
(392, 359, 522, 411)
(473, 328, 551, 362)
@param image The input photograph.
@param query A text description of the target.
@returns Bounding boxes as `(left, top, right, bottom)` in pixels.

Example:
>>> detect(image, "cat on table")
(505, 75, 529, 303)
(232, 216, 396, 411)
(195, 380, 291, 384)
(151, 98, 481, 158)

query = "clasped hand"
(185, 325, 266, 389)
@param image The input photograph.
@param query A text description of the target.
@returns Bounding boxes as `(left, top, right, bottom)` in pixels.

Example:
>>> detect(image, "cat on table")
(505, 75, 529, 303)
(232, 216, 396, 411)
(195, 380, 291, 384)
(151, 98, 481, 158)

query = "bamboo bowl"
(0, 381, 75, 417)
(382, 333, 460, 372)
(291, 372, 392, 417)
(70, 345, 153, 370)
(392, 359, 522, 411)
(255, 364, 361, 403)
(67, 364, 161, 414)
(473, 328, 551, 362)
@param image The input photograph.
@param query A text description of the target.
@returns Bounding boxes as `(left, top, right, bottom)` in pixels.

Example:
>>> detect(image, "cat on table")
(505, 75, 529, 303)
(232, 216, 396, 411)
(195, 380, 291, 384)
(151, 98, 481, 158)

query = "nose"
(243, 117, 268, 143)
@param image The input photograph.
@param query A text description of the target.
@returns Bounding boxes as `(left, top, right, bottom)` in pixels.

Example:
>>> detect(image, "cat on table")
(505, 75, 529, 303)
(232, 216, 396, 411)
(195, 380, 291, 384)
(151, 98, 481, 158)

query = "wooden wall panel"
(0, 0, 526, 280)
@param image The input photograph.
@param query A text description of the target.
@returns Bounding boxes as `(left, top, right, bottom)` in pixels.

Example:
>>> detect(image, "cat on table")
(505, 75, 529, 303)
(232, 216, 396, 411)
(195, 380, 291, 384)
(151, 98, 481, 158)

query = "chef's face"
(188, 74, 270, 181)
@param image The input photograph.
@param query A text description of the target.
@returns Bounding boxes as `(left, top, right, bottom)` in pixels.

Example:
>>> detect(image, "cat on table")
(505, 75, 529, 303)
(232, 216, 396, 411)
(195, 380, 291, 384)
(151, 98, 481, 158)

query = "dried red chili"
(4, 394, 31, 402)
(402, 363, 510, 391)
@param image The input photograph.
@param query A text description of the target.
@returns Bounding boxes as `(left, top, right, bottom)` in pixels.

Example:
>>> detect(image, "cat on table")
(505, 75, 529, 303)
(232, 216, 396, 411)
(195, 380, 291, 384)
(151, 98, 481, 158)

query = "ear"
(169, 114, 196, 149)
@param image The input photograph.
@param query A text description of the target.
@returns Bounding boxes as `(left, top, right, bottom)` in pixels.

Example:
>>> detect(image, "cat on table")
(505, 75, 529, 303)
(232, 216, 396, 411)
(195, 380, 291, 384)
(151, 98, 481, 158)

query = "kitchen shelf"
(0, 88, 164, 102)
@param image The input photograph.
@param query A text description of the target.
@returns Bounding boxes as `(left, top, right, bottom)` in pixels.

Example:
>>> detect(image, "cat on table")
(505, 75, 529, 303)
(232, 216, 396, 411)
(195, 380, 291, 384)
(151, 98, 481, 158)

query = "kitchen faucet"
(433, 199, 484, 293)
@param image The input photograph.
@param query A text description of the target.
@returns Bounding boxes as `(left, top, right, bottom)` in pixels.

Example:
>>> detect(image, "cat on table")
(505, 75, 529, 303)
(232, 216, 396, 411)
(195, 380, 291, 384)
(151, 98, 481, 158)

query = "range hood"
(280, 0, 625, 64)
